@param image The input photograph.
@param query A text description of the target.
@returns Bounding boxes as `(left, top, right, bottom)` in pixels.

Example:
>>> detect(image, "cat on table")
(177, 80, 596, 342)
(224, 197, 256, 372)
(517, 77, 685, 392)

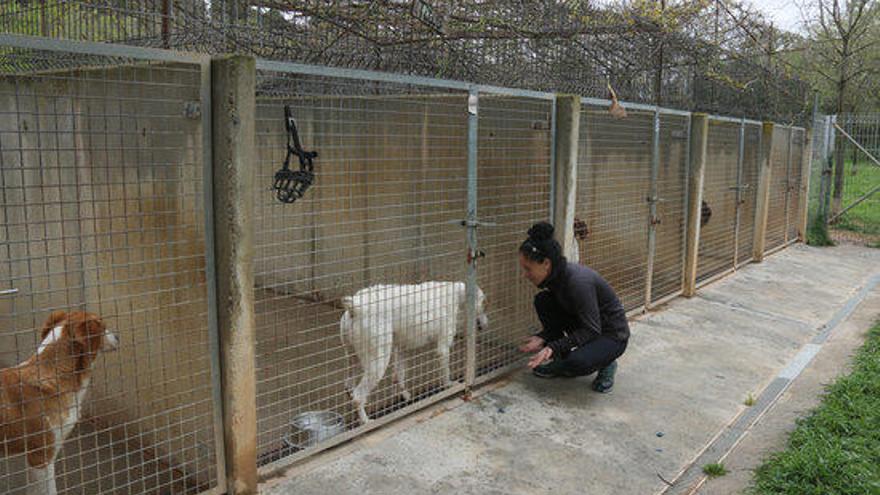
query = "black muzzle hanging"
(273, 105, 318, 204)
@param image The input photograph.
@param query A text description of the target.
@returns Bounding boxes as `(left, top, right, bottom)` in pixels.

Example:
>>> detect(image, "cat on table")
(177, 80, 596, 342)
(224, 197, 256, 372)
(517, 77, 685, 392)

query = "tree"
(802, 0, 880, 213)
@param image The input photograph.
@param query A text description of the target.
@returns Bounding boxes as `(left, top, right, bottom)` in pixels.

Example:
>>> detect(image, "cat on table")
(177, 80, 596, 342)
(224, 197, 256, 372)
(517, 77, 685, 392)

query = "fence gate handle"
(0, 288, 19, 297)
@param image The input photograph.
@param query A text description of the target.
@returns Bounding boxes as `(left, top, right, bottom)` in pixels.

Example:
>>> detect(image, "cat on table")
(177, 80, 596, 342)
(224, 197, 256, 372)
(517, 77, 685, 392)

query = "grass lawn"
(750, 321, 880, 494)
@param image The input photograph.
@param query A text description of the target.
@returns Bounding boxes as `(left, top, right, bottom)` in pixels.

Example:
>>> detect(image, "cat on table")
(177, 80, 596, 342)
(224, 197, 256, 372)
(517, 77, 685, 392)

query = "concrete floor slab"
(261, 244, 880, 495)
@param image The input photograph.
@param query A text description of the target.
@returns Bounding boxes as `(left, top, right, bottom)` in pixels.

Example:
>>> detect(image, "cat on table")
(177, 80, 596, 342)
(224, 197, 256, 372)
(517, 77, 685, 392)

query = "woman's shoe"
(591, 361, 617, 393)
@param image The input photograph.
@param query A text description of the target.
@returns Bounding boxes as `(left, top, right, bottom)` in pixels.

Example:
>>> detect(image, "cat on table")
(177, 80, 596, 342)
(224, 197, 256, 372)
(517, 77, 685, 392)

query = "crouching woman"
(517, 222, 630, 392)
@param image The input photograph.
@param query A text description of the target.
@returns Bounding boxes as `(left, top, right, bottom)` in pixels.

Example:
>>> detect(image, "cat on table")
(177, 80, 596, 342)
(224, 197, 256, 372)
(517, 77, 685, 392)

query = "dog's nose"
(104, 331, 120, 351)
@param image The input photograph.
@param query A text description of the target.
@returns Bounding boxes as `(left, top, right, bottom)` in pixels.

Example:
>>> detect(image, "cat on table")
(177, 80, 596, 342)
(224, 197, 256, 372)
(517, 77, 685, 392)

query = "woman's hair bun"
(527, 222, 555, 241)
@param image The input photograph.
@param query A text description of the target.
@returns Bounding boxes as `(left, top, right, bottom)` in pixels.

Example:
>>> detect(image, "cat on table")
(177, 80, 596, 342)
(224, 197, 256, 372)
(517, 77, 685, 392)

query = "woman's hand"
(527, 346, 553, 369)
(519, 335, 545, 353)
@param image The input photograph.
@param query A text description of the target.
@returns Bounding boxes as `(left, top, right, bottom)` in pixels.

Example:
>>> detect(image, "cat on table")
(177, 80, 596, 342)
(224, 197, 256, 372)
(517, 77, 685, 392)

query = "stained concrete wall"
(0, 62, 217, 493)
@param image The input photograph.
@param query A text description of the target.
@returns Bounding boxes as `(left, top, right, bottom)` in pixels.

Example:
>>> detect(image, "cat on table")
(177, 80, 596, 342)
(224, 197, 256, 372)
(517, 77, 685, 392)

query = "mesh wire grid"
(832, 115, 880, 237)
(576, 105, 652, 312)
(650, 112, 688, 303)
(252, 70, 471, 468)
(474, 93, 552, 382)
(786, 128, 805, 243)
(766, 125, 792, 252)
(0, 45, 221, 494)
(807, 114, 829, 232)
(697, 119, 739, 283)
(736, 123, 762, 266)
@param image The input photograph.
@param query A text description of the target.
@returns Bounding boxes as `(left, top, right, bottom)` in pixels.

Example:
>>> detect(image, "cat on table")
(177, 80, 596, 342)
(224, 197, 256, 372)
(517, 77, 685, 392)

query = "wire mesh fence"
(251, 66, 472, 469)
(0, 1, 813, 126)
(474, 93, 552, 383)
(807, 113, 831, 237)
(576, 105, 652, 312)
(697, 119, 740, 283)
(786, 128, 806, 243)
(0, 32, 817, 490)
(650, 112, 689, 304)
(766, 125, 792, 252)
(736, 123, 761, 266)
(830, 115, 880, 238)
(0, 41, 223, 495)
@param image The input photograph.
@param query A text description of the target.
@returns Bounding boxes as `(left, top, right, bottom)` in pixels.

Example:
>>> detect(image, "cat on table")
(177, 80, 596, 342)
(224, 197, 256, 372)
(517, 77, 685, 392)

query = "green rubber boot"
(591, 361, 617, 393)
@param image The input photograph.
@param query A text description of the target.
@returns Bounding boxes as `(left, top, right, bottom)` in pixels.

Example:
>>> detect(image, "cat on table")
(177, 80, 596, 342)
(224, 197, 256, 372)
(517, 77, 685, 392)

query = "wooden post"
(683, 114, 708, 297)
(211, 55, 258, 495)
(553, 95, 581, 262)
(753, 122, 775, 261)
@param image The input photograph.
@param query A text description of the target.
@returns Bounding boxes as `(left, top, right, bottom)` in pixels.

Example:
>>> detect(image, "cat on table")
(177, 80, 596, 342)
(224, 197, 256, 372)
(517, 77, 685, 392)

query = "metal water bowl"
(283, 411, 345, 450)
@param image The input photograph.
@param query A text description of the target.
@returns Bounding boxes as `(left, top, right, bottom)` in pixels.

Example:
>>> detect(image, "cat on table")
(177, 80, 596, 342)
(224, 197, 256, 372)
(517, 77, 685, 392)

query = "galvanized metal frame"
(0, 33, 227, 495)
(732, 118, 746, 268)
(696, 116, 741, 287)
(736, 121, 763, 269)
(252, 56, 556, 472)
(783, 127, 794, 243)
(580, 96, 691, 117)
(255, 59, 556, 101)
(644, 108, 661, 309)
(471, 92, 555, 387)
(681, 115, 693, 292)
(576, 102, 654, 311)
(465, 88, 479, 389)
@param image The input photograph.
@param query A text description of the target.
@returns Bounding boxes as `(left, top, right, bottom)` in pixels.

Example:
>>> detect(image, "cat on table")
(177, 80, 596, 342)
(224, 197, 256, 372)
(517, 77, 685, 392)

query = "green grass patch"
(703, 463, 728, 478)
(750, 322, 880, 495)
(744, 393, 756, 407)
(807, 215, 835, 246)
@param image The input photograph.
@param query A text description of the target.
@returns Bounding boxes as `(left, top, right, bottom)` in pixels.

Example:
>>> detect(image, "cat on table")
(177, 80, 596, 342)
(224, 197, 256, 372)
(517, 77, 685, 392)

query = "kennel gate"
(251, 59, 555, 473)
(0, 34, 226, 495)
(765, 125, 807, 254)
(576, 102, 691, 312)
(696, 117, 764, 284)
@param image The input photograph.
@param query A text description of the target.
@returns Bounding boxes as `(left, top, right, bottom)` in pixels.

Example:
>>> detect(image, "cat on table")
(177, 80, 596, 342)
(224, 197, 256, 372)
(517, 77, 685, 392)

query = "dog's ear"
(41, 310, 67, 340)
(72, 313, 106, 356)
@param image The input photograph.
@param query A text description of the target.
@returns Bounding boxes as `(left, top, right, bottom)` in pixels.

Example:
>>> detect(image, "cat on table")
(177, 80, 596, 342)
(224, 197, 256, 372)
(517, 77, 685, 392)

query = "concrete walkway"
(261, 244, 880, 495)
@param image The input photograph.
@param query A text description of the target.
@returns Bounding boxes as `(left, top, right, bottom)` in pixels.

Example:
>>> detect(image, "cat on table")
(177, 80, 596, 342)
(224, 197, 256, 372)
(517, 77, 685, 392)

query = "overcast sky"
(747, 0, 810, 33)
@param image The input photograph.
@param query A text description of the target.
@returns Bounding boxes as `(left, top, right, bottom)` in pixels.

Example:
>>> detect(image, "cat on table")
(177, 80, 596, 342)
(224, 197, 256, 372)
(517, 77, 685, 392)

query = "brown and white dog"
(0, 311, 118, 495)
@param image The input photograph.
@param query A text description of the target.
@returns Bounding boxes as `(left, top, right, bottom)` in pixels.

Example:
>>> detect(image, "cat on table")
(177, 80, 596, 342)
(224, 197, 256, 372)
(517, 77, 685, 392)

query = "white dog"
(339, 281, 488, 425)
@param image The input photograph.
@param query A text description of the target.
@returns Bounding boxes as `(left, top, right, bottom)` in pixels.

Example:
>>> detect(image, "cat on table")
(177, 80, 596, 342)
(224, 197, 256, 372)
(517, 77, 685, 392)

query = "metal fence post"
(798, 129, 813, 241)
(645, 108, 660, 308)
(820, 116, 835, 226)
(752, 122, 775, 261)
(732, 118, 745, 268)
(783, 127, 794, 243)
(552, 94, 581, 263)
(211, 55, 258, 495)
(683, 113, 708, 297)
(464, 88, 479, 391)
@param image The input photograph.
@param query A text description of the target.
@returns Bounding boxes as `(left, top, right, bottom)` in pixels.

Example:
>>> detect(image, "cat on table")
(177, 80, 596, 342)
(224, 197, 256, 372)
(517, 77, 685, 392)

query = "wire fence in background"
(829, 114, 880, 239)
(0, 0, 812, 125)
